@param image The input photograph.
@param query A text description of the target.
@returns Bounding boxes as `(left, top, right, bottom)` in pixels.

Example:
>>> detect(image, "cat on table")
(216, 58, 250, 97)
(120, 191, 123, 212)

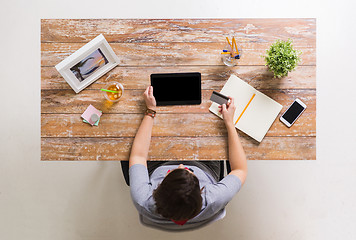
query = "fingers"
(218, 105, 222, 113)
(219, 104, 227, 114)
(144, 86, 154, 98)
(230, 97, 235, 106)
(227, 97, 236, 111)
(222, 104, 227, 112)
(148, 86, 153, 97)
(144, 86, 149, 96)
(218, 103, 228, 112)
(226, 97, 234, 106)
(143, 85, 157, 109)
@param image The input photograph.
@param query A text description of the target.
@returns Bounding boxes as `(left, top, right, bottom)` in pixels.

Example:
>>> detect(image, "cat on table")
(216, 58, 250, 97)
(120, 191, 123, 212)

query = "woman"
(127, 86, 247, 231)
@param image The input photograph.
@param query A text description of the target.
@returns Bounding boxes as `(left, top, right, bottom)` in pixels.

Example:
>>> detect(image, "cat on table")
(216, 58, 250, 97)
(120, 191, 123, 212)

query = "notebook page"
(236, 91, 282, 142)
(209, 75, 256, 122)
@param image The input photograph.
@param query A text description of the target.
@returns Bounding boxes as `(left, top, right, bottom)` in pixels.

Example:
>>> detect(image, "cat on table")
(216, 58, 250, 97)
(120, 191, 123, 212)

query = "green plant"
(264, 39, 301, 78)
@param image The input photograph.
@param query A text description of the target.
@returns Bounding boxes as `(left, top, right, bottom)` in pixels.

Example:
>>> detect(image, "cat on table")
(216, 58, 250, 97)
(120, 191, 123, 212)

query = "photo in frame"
(55, 34, 120, 93)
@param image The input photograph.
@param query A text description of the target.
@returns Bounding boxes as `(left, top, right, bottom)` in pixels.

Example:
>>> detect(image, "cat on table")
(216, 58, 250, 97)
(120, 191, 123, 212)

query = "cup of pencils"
(221, 36, 241, 67)
(101, 82, 124, 102)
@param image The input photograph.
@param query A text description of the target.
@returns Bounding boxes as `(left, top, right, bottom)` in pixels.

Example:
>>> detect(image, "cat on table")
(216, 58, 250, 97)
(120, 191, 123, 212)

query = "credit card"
(210, 91, 229, 105)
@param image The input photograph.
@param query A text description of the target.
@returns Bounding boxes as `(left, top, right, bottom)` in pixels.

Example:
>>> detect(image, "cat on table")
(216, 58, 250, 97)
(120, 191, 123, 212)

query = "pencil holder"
(221, 44, 241, 67)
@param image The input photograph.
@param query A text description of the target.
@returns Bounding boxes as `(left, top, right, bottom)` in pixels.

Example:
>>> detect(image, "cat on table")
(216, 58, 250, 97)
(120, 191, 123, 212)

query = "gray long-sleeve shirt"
(129, 164, 241, 231)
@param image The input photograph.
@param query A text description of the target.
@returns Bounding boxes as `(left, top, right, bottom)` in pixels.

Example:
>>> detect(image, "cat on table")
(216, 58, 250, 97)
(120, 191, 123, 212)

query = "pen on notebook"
(235, 93, 256, 125)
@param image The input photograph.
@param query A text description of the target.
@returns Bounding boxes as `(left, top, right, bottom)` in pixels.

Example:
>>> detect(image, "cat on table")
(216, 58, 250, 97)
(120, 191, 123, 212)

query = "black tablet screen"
(150, 72, 201, 106)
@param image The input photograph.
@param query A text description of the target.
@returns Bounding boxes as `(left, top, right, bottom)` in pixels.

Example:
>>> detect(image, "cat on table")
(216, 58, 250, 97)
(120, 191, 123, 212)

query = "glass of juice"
(102, 82, 124, 102)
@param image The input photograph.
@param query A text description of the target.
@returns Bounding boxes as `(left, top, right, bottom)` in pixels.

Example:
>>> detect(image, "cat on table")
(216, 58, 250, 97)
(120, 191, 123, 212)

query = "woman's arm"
(129, 86, 157, 168)
(219, 98, 248, 185)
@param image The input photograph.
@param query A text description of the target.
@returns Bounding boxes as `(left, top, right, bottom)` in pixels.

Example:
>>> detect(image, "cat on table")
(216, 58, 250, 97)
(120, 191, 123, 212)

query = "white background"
(0, 0, 355, 239)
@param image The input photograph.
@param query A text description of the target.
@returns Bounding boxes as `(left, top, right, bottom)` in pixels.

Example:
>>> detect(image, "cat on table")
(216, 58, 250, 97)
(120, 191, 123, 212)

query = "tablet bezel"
(150, 72, 201, 106)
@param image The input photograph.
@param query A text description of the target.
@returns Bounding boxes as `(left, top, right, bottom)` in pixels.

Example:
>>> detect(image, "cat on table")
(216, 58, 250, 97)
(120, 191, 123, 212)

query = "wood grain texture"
(41, 42, 315, 67)
(41, 19, 316, 45)
(41, 136, 316, 161)
(41, 89, 315, 114)
(41, 18, 316, 161)
(41, 111, 315, 138)
(41, 65, 316, 90)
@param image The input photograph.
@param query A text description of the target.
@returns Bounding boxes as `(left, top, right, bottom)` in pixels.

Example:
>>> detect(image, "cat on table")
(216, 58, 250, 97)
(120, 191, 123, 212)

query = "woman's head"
(153, 164, 202, 221)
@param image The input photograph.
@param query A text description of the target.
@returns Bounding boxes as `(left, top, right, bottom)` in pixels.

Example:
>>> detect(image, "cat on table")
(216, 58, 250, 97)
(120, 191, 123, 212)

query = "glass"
(221, 44, 241, 67)
(102, 82, 124, 102)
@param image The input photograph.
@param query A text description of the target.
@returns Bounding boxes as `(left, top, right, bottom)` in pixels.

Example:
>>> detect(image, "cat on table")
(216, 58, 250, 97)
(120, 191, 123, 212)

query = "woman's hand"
(218, 97, 236, 128)
(143, 86, 157, 111)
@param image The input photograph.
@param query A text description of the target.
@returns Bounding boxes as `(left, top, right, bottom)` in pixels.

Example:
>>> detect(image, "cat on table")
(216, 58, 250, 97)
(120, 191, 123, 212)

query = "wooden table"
(41, 19, 316, 161)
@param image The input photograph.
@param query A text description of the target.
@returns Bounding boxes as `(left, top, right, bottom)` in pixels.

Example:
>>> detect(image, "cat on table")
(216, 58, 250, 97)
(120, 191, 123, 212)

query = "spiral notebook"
(209, 75, 282, 142)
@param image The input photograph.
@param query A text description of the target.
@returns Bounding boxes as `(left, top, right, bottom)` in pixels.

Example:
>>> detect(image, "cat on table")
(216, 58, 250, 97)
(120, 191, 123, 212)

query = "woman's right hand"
(218, 97, 236, 128)
(143, 86, 157, 111)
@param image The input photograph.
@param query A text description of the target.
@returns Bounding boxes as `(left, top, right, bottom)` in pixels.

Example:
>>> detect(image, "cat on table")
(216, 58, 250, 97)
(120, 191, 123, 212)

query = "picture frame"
(55, 34, 120, 93)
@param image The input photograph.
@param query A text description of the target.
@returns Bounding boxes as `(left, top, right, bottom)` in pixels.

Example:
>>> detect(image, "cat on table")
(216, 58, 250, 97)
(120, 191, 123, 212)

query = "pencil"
(232, 37, 239, 55)
(226, 37, 233, 51)
(235, 93, 256, 125)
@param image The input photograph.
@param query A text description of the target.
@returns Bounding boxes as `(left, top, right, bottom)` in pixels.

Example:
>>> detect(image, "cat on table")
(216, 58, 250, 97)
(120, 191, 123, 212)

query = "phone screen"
(282, 101, 305, 124)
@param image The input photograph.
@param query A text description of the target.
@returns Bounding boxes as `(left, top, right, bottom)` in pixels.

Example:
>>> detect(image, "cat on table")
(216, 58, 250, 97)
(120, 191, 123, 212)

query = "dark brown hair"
(153, 169, 202, 221)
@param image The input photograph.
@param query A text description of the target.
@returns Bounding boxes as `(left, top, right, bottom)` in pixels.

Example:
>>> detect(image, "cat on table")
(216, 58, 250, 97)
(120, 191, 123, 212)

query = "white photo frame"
(55, 34, 120, 93)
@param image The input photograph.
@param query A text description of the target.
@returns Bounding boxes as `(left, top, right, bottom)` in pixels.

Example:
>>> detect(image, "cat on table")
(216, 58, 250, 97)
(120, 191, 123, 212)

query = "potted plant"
(264, 39, 301, 78)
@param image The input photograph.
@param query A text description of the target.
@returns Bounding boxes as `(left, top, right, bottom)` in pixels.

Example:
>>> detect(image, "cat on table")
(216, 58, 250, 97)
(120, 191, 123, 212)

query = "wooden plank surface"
(41, 42, 315, 66)
(41, 111, 315, 138)
(41, 66, 316, 90)
(41, 89, 315, 114)
(41, 19, 316, 44)
(41, 137, 316, 161)
(41, 18, 316, 161)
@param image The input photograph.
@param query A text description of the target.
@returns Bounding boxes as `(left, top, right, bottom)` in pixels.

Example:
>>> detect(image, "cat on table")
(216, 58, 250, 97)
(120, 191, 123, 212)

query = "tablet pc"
(150, 72, 201, 106)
